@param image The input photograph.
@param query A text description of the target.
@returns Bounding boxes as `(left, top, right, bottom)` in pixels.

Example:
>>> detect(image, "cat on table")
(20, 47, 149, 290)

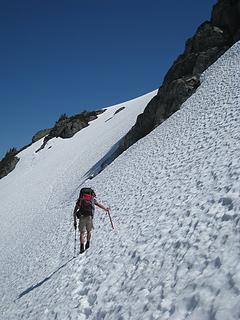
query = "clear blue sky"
(0, 0, 216, 159)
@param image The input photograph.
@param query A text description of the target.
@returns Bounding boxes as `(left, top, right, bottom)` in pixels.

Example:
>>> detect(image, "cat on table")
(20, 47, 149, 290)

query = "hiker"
(73, 187, 109, 254)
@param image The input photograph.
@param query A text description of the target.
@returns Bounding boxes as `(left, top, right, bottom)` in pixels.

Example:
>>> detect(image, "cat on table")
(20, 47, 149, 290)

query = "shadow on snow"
(83, 138, 123, 181)
(16, 257, 75, 300)
(69, 137, 123, 200)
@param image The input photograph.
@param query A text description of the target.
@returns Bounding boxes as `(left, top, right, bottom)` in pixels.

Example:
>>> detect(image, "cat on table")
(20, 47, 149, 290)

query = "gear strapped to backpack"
(76, 188, 96, 219)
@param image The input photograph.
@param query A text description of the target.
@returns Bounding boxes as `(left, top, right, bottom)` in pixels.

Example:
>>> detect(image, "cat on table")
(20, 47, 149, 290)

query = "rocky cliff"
(2, 0, 239, 178)
(0, 149, 19, 179)
(114, 0, 240, 156)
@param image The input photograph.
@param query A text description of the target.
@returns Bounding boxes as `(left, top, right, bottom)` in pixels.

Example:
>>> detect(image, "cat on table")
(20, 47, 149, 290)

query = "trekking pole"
(74, 228, 77, 257)
(107, 208, 114, 230)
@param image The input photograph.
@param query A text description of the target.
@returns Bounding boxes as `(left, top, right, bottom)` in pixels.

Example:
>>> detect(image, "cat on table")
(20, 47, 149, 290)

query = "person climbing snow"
(73, 187, 109, 254)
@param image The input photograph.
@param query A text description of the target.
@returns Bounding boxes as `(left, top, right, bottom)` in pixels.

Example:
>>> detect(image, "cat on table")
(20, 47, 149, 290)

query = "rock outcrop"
(114, 106, 125, 116)
(0, 109, 106, 178)
(114, 0, 240, 155)
(36, 109, 105, 152)
(211, 0, 240, 43)
(0, 148, 19, 179)
(32, 128, 51, 143)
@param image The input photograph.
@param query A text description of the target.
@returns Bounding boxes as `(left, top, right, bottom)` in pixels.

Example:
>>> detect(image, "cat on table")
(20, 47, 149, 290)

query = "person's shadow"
(16, 257, 75, 300)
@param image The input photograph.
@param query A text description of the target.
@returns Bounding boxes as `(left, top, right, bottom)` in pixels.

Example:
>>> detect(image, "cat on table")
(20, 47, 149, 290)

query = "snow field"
(78, 42, 240, 319)
(0, 90, 156, 319)
(1, 41, 240, 320)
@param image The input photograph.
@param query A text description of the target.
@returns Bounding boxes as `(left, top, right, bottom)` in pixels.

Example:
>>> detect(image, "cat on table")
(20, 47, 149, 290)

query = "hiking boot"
(85, 241, 90, 250)
(80, 243, 85, 254)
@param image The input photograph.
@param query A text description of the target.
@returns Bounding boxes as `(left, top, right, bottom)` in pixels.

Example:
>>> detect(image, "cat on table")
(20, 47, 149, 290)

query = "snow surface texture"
(0, 91, 156, 319)
(1, 42, 240, 320)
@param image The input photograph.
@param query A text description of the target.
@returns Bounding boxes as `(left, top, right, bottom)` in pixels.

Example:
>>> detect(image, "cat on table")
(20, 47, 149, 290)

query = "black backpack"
(76, 188, 96, 218)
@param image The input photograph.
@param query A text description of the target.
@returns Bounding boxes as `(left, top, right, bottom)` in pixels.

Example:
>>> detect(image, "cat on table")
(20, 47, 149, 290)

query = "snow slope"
(0, 91, 156, 319)
(1, 41, 240, 320)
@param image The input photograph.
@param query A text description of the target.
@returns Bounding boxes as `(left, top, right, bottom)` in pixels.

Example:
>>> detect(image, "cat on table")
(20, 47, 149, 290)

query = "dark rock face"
(51, 110, 105, 140)
(211, 0, 240, 43)
(105, 106, 126, 123)
(36, 109, 105, 152)
(46, 117, 88, 140)
(114, 106, 125, 115)
(164, 22, 229, 85)
(1, 109, 106, 177)
(114, 0, 240, 156)
(32, 128, 51, 143)
(0, 148, 19, 179)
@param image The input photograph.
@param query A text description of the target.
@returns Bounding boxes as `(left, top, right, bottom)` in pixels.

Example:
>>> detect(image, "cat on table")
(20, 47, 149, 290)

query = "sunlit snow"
(1, 42, 240, 320)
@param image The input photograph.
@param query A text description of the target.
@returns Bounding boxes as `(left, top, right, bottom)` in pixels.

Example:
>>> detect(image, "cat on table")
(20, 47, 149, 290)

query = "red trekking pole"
(107, 208, 114, 229)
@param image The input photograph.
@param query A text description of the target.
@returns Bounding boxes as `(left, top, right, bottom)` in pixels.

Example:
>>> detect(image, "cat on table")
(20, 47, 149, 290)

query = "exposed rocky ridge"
(2, 0, 239, 179)
(0, 148, 19, 179)
(0, 109, 105, 179)
(211, 0, 240, 43)
(113, 0, 240, 157)
(36, 109, 105, 152)
(32, 128, 51, 143)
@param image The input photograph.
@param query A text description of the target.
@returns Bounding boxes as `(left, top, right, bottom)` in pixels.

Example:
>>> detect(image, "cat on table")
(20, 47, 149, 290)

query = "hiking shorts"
(78, 216, 93, 233)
